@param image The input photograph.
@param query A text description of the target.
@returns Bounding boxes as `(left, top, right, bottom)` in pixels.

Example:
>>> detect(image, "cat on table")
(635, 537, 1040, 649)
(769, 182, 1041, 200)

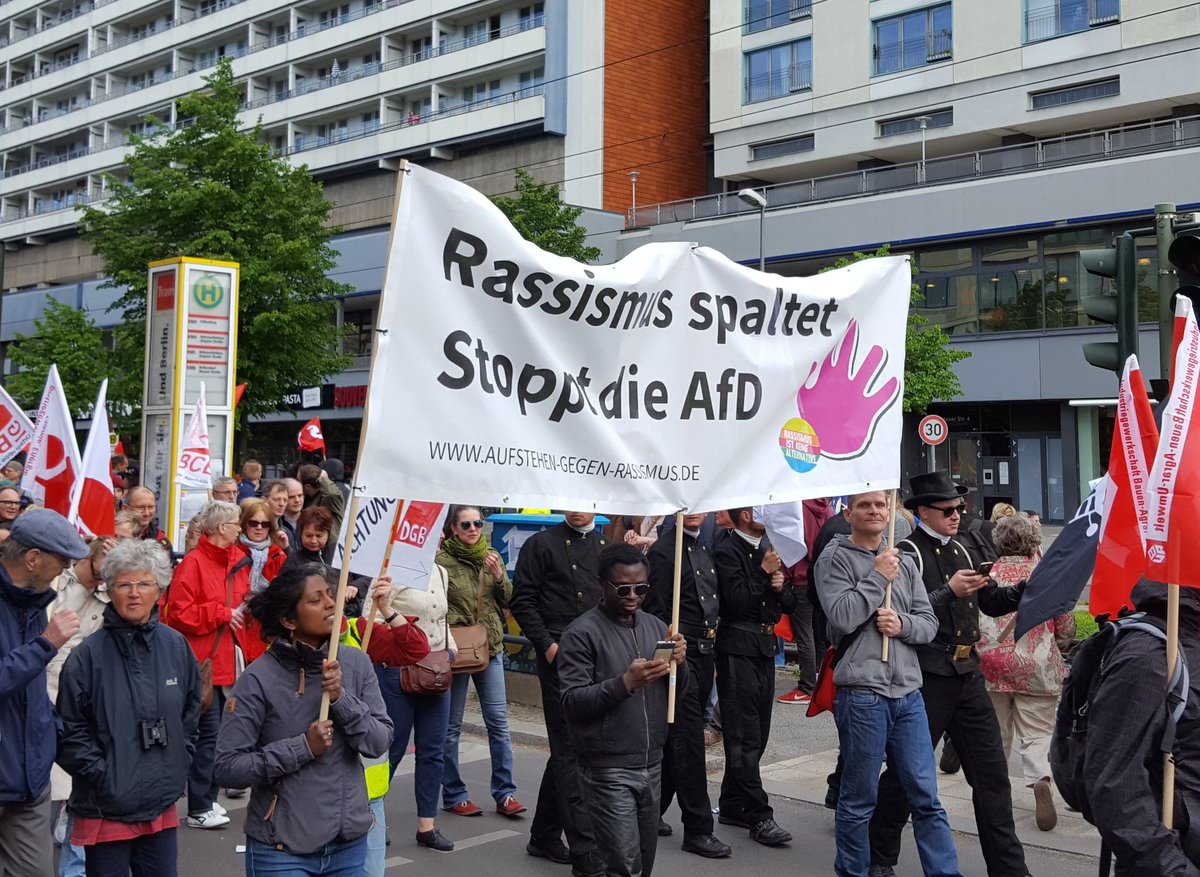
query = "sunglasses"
(603, 580, 650, 598)
(930, 503, 966, 518)
(246, 519, 271, 529)
(458, 520, 485, 531)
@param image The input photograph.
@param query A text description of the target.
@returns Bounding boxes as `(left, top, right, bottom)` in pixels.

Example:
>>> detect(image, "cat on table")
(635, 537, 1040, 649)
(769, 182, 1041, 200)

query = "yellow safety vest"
(340, 620, 391, 800)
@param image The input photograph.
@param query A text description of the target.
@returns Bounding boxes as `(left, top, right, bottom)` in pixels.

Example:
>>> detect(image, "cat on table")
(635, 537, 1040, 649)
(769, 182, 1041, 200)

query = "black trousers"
(716, 650, 775, 824)
(660, 643, 715, 835)
(787, 591, 817, 695)
(810, 585, 830, 659)
(581, 764, 662, 877)
(869, 670, 1027, 877)
(531, 651, 596, 859)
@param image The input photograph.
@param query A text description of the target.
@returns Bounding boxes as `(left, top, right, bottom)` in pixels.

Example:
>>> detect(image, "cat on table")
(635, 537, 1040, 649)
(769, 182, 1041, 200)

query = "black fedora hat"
(903, 472, 968, 510)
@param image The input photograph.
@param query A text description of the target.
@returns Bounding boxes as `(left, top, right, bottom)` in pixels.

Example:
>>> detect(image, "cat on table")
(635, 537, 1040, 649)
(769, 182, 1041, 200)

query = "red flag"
(69, 380, 116, 538)
(1090, 357, 1158, 617)
(20, 365, 81, 516)
(1145, 297, 1200, 587)
(233, 384, 247, 409)
(113, 438, 125, 456)
(298, 417, 326, 456)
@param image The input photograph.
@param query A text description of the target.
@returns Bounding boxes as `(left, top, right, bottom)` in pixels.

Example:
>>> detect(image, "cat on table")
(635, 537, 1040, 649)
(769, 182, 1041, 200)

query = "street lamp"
(628, 171, 638, 228)
(737, 187, 767, 272)
(916, 115, 932, 184)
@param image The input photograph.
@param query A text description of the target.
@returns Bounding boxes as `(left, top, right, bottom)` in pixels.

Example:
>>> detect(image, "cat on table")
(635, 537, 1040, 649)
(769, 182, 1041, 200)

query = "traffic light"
(1081, 233, 1137, 375)
(1168, 230, 1200, 312)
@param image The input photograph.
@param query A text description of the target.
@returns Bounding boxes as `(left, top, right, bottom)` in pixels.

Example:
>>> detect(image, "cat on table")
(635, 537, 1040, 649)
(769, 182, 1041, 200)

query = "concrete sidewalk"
(461, 671, 1101, 863)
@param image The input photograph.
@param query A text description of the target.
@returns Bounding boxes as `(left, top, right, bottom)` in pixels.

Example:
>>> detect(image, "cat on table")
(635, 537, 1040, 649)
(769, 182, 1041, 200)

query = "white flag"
(20, 365, 81, 516)
(175, 383, 211, 489)
(68, 380, 116, 538)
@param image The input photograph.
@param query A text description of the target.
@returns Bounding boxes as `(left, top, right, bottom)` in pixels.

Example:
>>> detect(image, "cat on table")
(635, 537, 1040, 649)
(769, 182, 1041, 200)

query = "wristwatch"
(382, 611, 399, 625)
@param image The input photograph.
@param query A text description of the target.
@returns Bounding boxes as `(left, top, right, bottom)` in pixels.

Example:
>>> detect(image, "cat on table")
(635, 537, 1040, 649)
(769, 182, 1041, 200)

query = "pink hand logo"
(795, 319, 900, 460)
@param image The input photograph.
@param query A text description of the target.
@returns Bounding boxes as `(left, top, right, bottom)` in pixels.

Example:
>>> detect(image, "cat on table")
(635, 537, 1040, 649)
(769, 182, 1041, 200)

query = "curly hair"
(246, 562, 330, 641)
(994, 513, 1042, 559)
(597, 542, 649, 583)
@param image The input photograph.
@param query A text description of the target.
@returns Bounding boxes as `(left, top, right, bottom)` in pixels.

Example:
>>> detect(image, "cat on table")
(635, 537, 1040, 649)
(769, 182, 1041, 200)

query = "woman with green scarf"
(438, 505, 526, 819)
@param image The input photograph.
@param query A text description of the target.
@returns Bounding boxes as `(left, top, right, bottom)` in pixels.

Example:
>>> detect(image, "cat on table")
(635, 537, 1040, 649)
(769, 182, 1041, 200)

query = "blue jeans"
(364, 798, 385, 877)
(833, 689, 960, 877)
(375, 665, 451, 819)
(442, 656, 517, 807)
(244, 837, 366, 876)
(55, 803, 86, 877)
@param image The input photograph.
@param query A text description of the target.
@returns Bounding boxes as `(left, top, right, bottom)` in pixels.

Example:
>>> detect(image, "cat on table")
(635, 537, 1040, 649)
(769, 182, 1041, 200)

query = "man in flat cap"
(0, 509, 89, 875)
(868, 473, 1030, 877)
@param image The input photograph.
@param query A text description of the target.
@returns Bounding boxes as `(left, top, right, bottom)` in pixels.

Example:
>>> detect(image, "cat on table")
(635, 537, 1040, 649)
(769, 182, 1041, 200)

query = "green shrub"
(1073, 609, 1099, 641)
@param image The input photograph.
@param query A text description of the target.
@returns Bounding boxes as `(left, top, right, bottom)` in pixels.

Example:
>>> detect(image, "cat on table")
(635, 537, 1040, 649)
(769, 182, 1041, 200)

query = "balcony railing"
(3, 142, 100, 178)
(1024, 0, 1119, 43)
(628, 112, 1200, 228)
(874, 31, 953, 75)
(744, 63, 812, 103)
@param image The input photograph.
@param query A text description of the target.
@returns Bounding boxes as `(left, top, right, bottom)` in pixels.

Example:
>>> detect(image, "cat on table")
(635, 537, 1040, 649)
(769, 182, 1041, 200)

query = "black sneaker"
(681, 833, 732, 858)
(749, 818, 792, 846)
(824, 785, 839, 810)
(658, 819, 673, 837)
(716, 813, 751, 829)
(571, 850, 605, 877)
(526, 840, 572, 865)
(416, 828, 454, 852)
(868, 866, 897, 877)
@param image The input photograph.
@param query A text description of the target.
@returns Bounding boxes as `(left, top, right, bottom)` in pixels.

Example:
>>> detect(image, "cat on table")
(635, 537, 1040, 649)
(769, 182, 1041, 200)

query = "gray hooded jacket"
(816, 533, 937, 698)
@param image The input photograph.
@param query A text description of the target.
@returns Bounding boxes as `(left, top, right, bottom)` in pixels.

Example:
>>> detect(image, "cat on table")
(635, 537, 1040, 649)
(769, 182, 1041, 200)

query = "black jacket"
(1085, 582, 1200, 877)
(57, 605, 201, 822)
(558, 607, 680, 768)
(645, 530, 719, 642)
(897, 528, 1020, 677)
(510, 523, 608, 655)
(714, 533, 796, 659)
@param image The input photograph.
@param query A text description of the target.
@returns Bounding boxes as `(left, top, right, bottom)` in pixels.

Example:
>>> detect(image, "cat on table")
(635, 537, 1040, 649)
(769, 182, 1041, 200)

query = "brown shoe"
(1033, 778, 1057, 831)
(496, 796, 527, 817)
(445, 801, 483, 817)
(704, 726, 723, 747)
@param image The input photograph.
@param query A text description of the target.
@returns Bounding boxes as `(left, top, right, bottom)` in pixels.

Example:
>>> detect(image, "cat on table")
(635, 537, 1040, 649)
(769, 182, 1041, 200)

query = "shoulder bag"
(400, 616, 454, 696)
(451, 564, 490, 676)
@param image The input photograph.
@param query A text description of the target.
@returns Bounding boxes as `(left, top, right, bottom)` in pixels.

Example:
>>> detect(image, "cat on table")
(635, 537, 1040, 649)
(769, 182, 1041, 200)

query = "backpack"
(1050, 612, 1190, 824)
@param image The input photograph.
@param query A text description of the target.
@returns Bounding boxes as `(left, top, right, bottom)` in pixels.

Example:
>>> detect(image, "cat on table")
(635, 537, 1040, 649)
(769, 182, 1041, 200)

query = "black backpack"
(1050, 612, 1190, 825)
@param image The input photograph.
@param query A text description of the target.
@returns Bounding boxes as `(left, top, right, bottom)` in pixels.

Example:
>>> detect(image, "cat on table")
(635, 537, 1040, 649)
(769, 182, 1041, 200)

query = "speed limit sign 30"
(919, 415, 948, 446)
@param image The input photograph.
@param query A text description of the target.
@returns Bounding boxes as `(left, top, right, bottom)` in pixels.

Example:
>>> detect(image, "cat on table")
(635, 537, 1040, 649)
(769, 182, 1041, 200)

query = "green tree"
(825, 247, 970, 413)
(491, 169, 602, 262)
(7, 299, 114, 420)
(78, 59, 351, 427)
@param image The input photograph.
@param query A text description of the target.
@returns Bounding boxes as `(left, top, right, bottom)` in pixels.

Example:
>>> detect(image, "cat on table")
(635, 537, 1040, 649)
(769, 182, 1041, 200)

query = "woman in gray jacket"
(214, 562, 392, 876)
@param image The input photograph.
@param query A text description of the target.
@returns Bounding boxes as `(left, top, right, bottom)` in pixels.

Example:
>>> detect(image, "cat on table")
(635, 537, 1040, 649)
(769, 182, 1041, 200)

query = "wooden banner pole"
(1164, 582, 1181, 828)
(320, 161, 409, 723)
(882, 490, 897, 663)
(358, 500, 406, 654)
(667, 510, 684, 724)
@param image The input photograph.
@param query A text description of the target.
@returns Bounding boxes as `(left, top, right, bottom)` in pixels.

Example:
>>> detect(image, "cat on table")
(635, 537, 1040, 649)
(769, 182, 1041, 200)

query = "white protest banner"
(385, 501, 449, 591)
(174, 383, 211, 488)
(21, 365, 81, 516)
(357, 166, 908, 513)
(333, 496, 400, 577)
(0, 384, 33, 469)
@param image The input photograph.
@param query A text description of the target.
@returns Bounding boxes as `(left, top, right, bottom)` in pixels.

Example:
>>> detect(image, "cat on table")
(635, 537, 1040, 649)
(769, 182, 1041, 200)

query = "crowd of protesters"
(0, 450, 1196, 877)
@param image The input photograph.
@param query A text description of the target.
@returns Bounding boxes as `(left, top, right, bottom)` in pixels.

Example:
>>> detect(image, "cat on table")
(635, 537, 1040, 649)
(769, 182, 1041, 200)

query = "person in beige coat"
(379, 566, 460, 852)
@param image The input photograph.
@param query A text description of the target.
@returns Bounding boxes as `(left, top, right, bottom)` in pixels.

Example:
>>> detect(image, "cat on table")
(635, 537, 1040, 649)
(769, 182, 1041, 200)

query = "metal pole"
(1157, 202, 1177, 382)
(758, 202, 765, 272)
(917, 116, 931, 184)
(629, 171, 638, 228)
(0, 242, 6, 388)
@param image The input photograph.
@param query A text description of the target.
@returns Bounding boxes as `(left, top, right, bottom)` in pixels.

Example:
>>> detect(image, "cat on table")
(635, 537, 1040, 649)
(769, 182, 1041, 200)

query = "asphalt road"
(144, 737, 1097, 877)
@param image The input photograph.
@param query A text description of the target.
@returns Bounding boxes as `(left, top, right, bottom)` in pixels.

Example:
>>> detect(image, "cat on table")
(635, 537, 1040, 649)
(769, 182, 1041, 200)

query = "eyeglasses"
(602, 580, 650, 598)
(458, 520, 485, 531)
(0, 501, 19, 508)
(245, 520, 271, 530)
(112, 580, 157, 594)
(930, 503, 966, 518)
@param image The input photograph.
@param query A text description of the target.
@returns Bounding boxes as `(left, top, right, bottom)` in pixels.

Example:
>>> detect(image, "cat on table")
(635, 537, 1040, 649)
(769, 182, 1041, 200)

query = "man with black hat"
(868, 472, 1030, 877)
(0, 509, 89, 874)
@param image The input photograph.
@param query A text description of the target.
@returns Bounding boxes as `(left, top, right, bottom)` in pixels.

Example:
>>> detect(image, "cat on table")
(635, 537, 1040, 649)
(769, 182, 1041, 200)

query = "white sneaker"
(187, 809, 230, 829)
(212, 802, 227, 817)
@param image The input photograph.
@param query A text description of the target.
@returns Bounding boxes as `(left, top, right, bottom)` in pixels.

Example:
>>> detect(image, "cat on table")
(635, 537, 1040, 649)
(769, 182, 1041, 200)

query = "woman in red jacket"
(163, 500, 248, 830)
(234, 499, 288, 664)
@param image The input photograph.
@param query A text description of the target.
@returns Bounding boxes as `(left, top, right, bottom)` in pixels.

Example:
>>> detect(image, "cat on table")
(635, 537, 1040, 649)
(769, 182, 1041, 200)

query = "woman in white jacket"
(378, 566, 459, 852)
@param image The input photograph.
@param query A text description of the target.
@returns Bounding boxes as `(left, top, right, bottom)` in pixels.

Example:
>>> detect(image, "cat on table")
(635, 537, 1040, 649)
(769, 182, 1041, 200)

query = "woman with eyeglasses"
(437, 506, 524, 820)
(162, 500, 251, 831)
(56, 539, 201, 876)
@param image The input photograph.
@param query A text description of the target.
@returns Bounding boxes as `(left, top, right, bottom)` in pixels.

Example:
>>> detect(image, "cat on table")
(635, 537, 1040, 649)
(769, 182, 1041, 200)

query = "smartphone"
(975, 561, 995, 576)
(652, 640, 674, 663)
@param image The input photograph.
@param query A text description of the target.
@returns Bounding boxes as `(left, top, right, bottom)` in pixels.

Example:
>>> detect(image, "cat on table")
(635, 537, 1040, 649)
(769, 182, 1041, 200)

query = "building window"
(1024, 0, 1119, 43)
(745, 0, 812, 34)
(519, 3, 544, 31)
(744, 39, 811, 104)
(519, 67, 545, 97)
(878, 107, 952, 137)
(873, 3, 952, 76)
(1030, 77, 1118, 110)
(751, 134, 814, 160)
(343, 308, 374, 357)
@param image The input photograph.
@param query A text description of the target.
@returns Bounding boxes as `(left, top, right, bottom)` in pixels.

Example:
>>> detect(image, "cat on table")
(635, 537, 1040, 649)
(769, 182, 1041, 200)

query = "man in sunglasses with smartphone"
(868, 472, 1031, 877)
(558, 543, 686, 877)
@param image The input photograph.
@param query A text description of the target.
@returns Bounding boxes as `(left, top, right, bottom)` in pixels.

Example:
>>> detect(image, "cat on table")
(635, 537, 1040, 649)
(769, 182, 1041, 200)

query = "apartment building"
(616, 0, 1200, 521)
(0, 0, 708, 462)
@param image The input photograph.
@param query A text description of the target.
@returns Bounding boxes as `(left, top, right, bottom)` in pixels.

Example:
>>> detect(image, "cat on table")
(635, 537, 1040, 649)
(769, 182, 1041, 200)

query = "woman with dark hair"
(56, 540, 200, 875)
(213, 563, 393, 876)
(281, 507, 365, 617)
(437, 505, 523, 818)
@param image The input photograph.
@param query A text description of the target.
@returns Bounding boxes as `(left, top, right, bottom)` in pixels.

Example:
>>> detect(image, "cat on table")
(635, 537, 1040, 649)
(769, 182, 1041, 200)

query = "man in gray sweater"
(816, 491, 960, 877)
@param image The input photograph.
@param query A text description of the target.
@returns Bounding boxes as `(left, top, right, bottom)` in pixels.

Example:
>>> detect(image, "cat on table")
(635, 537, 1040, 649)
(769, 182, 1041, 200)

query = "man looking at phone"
(868, 473, 1029, 877)
(558, 543, 686, 877)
